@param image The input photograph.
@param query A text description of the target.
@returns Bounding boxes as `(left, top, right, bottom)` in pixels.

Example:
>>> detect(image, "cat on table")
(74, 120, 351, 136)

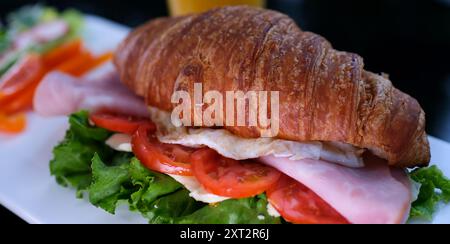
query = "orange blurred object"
(167, 0, 265, 16)
(89, 52, 113, 69)
(55, 50, 94, 75)
(70, 51, 113, 76)
(55, 50, 112, 77)
(0, 113, 27, 133)
(42, 38, 84, 69)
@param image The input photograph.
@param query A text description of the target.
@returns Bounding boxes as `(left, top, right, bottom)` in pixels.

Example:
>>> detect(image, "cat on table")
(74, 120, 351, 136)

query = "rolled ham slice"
(33, 63, 149, 117)
(259, 155, 412, 224)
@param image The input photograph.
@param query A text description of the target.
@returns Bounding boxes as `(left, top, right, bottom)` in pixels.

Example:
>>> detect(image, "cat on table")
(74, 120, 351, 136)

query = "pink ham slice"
(259, 155, 412, 224)
(14, 20, 69, 49)
(33, 65, 149, 117)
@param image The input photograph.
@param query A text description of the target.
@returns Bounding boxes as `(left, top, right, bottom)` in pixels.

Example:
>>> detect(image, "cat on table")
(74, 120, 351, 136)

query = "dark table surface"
(1, 0, 449, 224)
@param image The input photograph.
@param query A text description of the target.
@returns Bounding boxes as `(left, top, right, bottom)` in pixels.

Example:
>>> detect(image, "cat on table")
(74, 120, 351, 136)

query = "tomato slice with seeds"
(131, 124, 195, 176)
(0, 54, 45, 112)
(0, 81, 38, 114)
(0, 54, 43, 97)
(190, 148, 281, 198)
(267, 174, 349, 224)
(89, 112, 154, 134)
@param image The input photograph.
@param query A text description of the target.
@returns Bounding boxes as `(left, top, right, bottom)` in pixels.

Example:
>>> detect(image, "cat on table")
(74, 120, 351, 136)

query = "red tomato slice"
(0, 54, 43, 96)
(89, 112, 154, 134)
(131, 124, 195, 176)
(0, 81, 38, 114)
(267, 175, 349, 224)
(190, 148, 281, 198)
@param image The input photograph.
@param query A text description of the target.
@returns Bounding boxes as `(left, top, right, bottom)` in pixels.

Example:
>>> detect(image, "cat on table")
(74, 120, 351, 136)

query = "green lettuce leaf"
(175, 195, 280, 224)
(409, 165, 450, 220)
(50, 134, 97, 187)
(143, 189, 203, 224)
(68, 110, 111, 141)
(89, 153, 132, 213)
(50, 110, 283, 223)
(88, 155, 197, 219)
(0, 50, 20, 78)
(0, 28, 10, 54)
(61, 9, 84, 39)
(111, 151, 134, 166)
(128, 157, 183, 210)
(87, 154, 184, 214)
(50, 111, 112, 195)
(87, 155, 279, 224)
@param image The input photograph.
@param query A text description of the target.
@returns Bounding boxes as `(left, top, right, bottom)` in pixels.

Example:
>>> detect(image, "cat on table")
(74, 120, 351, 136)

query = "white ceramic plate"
(0, 15, 449, 224)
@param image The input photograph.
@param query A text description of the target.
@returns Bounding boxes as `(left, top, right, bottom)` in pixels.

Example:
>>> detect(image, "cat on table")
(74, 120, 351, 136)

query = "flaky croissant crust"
(114, 6, 430, 167)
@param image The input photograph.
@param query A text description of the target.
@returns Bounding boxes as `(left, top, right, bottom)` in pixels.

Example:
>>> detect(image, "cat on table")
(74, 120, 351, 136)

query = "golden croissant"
(114, 6, 430, 167)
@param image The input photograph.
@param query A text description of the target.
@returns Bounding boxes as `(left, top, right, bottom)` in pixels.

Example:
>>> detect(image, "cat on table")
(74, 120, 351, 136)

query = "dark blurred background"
(1, 0, 449, 224)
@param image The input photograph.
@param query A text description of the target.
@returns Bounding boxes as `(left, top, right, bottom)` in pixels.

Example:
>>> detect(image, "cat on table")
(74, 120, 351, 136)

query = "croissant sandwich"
(114, 6, 429, 168)
(40, 6, 449, 224)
